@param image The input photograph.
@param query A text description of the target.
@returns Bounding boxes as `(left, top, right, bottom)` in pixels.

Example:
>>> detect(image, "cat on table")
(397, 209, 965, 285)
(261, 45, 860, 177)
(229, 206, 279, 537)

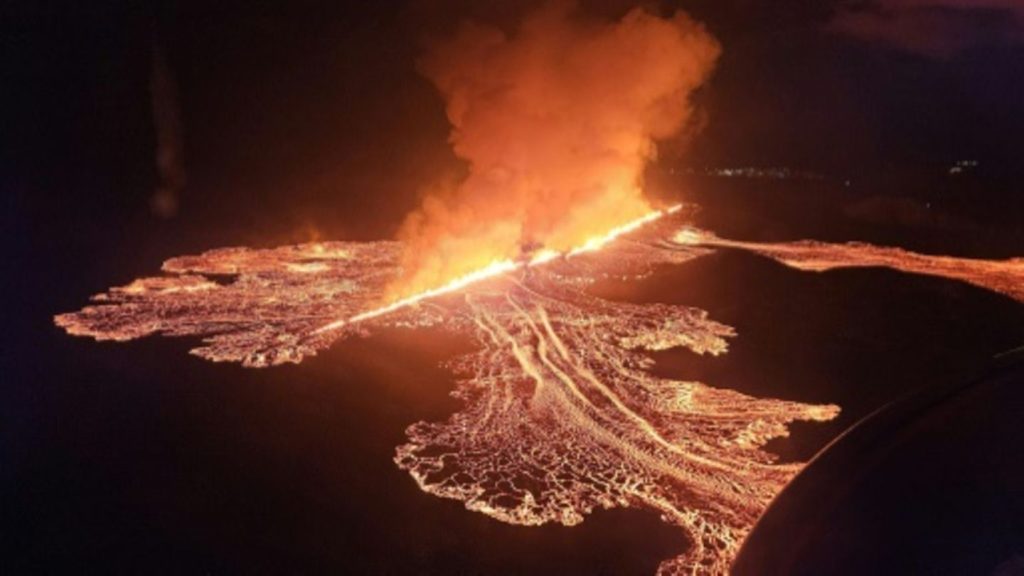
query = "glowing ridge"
(314, 204, 682, 333)
(569, 204, 683, 257)
(315, 258, 520, 332)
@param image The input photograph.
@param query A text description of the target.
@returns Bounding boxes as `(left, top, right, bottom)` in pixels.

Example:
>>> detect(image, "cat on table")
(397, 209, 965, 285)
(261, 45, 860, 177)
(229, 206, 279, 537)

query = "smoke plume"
(390, 1, 719, 299)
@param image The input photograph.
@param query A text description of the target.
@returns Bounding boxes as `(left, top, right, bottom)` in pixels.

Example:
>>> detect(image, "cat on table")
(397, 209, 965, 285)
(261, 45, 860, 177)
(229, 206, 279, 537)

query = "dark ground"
(733, 349, 1024, 576)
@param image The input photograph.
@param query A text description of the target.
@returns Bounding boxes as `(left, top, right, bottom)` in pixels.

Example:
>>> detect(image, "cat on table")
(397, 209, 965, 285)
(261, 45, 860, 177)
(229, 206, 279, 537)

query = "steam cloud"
(390, 1, 719, 299)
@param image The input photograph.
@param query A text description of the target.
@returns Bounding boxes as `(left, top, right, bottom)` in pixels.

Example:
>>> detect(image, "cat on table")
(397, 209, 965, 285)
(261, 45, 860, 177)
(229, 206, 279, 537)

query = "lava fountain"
(55, 206, 1024, 574)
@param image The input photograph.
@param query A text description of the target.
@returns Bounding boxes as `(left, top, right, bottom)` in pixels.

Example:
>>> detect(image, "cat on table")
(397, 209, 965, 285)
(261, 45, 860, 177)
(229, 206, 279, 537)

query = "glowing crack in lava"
(55, 210, 1024, 574)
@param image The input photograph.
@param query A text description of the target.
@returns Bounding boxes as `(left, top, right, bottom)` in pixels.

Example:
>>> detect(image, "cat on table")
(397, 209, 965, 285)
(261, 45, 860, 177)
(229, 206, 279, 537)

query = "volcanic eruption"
(390, 1, 720, 301)
(52, 3, 1024, 575)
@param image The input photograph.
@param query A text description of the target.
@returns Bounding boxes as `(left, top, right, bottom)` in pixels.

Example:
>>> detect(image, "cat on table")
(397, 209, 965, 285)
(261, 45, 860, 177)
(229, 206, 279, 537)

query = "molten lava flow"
(567, 204, 683, 257)
(314, 258, 520, 333)
(676, 228, 1024, 302)
(54, 212, 1024, 574)
(315, 204, 682, 334)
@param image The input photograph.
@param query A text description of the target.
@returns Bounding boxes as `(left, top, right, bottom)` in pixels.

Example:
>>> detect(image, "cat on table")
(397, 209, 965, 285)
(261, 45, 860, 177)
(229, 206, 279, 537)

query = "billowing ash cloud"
(831, 0, 1024, 57)
(390, 1, 719, 299)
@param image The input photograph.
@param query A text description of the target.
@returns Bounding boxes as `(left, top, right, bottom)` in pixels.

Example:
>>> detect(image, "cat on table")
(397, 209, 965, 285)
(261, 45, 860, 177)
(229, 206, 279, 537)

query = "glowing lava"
(314, 205, 683, 334)
(54, 212, 1024, 574)
(676, 228, 1024, 303)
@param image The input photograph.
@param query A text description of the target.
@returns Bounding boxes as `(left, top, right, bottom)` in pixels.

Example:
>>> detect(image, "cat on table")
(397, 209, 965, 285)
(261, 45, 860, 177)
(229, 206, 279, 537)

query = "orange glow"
(390, 3, 719, 301)
(315, 258, 519, 332)
(568, 204, 682, 257)
(528, 248, 562, 266)
(676, 229, 1024, 302)
(315, 203, 683, 334)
